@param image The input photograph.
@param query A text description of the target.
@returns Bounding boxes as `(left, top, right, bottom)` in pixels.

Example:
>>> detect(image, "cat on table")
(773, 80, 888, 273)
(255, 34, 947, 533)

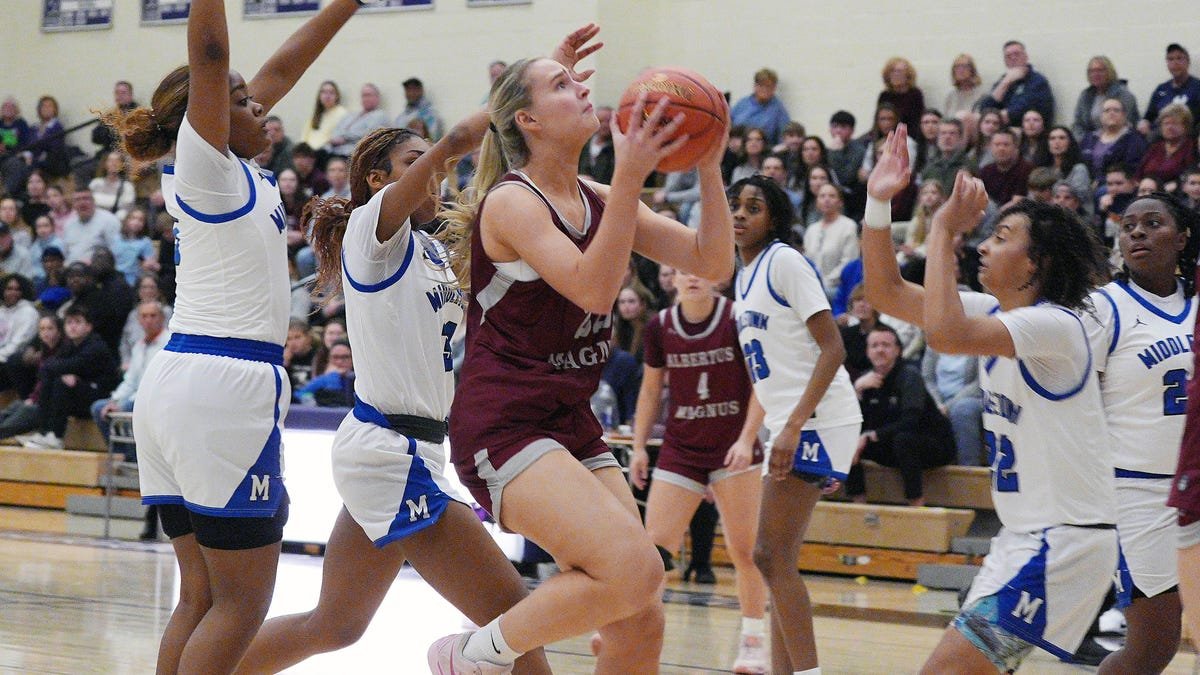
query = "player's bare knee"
(752, 543, 788, 580)
(607, 542, 664, 614)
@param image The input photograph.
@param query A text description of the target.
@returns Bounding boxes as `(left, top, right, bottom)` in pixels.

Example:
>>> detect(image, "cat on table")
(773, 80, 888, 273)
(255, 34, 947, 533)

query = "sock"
(794, 668, 821, 675)
(463, 615, 521, 666)
(741, 616, 766, 637)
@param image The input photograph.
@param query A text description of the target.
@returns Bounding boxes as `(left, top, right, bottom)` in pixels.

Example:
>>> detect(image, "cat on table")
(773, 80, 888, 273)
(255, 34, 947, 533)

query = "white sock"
(741, 616, 766, 637)
(795, 668, 821, 675)
(462, 615, 521, 665)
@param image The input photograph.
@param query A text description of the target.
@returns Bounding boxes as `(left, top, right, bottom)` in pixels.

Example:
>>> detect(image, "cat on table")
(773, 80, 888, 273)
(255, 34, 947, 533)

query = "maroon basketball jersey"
(642, 296, 757, 456)
(450, 171, 611, 461)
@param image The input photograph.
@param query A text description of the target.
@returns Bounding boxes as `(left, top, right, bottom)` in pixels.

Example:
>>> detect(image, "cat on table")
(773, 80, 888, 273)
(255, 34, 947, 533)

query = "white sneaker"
(17, 432, 47, 448)
(732, 634, 767, 674)
(426, 632, 512, 675)
(37, 433, 63, 449)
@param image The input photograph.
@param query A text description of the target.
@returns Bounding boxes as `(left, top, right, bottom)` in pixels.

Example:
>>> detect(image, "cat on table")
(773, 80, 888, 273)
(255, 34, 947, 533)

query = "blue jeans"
(947, 394, 984, 466)
(90, 398, 136, 459)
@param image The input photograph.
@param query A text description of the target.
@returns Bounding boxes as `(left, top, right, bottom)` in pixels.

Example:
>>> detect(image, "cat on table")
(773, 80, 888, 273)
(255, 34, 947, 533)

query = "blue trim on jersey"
(1017, 307, 1092, 401)
(373, 451, 453, 548)
(171, 161, 258, 224)
(165, 333, 285, 365)
(1115, 468, 1175, 479)
(765, 246, 791, 307)
(1117, 278, 1191, 324)
(1095, 288, 1120, 356)
(341, 232, 415, 293)
(162, 165, 175, 175)
(790, 429, 848, 481)
(737, 240, 783, 300)
(223, 366, 287, 514)
(1115, 545, 1133, 609)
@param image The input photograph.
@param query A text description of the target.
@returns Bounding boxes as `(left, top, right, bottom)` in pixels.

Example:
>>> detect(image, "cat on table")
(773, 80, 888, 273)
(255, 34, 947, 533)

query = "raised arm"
(861, 125, 925, 326)
(186, 0, 234, 153)
(922, 171, 1016, 357)
(374, 111, 489, 242)
(248, 0, 362, 114)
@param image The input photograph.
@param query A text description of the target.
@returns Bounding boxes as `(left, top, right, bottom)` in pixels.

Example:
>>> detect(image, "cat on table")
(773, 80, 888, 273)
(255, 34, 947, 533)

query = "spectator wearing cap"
(62, 188, 120, 264)
(394, 77, 443, 140)
(1139, 43, 1200, 136)
(35, 246, 66, 301)
(0, 224, 33, 279)
(731, 68, 792, 146)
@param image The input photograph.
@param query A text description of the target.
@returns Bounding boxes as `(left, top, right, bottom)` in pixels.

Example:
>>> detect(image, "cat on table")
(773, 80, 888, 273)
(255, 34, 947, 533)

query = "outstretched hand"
(866, 124, 911, 202)
(933, 170, 989, 236)
(551, 23, 603, 82)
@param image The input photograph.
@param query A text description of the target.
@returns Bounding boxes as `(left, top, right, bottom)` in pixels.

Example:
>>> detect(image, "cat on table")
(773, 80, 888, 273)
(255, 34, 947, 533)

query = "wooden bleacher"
(828, 461, 994, 510)
(0, 419, 126, 509)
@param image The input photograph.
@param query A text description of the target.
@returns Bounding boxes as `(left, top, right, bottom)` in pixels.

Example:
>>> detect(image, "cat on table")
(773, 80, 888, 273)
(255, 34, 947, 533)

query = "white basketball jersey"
(734, 241, 860, 438)
(1087, 279, 1195, 475)
(961, 292, 1115, 532)
(342, 183, 465, 419)
(163, 117, 290, 345)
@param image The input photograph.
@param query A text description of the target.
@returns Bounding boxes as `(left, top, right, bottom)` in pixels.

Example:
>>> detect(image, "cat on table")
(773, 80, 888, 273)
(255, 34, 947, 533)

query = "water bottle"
(590, 381, 618, 431)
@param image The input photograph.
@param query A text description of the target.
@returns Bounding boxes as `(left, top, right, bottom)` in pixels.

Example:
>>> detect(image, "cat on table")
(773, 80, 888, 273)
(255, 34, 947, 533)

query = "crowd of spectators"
(2, 41, 1200, 507)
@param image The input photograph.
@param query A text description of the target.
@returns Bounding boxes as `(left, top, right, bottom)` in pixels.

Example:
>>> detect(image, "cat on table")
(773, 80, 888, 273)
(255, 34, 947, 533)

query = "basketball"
(616, 67, 727, 173)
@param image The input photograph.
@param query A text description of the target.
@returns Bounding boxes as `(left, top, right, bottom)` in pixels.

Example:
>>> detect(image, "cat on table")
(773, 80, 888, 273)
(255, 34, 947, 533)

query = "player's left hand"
(768, 426, 799, 480)
(723, 439, 753, 473)
(551, 23, 603, 82)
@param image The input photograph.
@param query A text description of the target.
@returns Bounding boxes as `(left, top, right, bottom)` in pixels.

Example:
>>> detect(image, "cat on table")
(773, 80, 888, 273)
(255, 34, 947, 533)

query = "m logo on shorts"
(249, 474, 270, 501)
(800, 440, 822, 462)
(1011, 591, 1044, 624)
(406, 494, 430, 522)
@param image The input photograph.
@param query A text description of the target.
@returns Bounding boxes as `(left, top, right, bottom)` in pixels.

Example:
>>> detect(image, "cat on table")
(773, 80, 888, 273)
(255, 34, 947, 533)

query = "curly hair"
(996, 200, 1108, 310)
(1114, 191, 1200, 298)
(727, 174, 795, 247)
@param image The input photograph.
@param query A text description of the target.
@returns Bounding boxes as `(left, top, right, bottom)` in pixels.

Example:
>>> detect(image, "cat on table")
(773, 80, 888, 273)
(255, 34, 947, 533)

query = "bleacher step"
(99, 474, 141, 491)
(830, 462, 994, 510)
(951, 537, 992, 556)
(0, 446, 113, 487)
(806, 502, 975, 553)
(66, 494, 145, 520)
(917, 563, 981, 591)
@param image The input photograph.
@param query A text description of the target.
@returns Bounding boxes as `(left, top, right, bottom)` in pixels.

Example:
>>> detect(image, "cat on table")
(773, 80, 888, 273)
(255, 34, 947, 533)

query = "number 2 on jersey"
(742, 339, 770, 382)
(440, 321, 457, 372)
(984, 430, 1019, 493)
(1163, 368, 1188, 416)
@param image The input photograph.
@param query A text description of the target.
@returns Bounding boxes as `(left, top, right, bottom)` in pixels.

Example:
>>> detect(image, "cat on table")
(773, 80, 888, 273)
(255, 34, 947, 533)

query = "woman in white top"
(300, 80, 348, 151)
(88, 151, 136, 221)
(802, 183, 859, 299)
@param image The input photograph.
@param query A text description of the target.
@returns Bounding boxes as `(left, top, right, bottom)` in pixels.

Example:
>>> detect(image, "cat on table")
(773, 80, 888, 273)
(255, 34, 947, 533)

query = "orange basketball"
(616, 67, 727, 173)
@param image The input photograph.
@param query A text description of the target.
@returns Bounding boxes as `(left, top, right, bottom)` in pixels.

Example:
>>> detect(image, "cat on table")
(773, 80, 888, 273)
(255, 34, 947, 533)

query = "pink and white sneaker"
(427, 632, 513, 675)
(731, 633, 767, 674)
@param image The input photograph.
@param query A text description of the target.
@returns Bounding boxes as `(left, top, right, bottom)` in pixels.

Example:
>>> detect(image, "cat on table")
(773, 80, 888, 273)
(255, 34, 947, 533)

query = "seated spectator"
(35, 246, 67, 303)
(654, 264, 677, 310)
(1026, 167, 1058, 203)
(321, 155, 351, 199)
(897, 181, 946, 265)
(1138, 43, 1200, 136)
(27, 215, 61, 285)
(1182, 167, 1200, 211)
(90, 301, 169, 460)
(730, 127, 769, 183)
(760, 156, 802, 212)
(910, 110, 941, 172)
(0, 315, 63, 440)
(826, 111, 867, 217)
(1041, 126, 1093, 214)
(772, 120, 807, 174)
(720, 125, 745, 185)
(847, 326, 956, 506)
(290, 143, 330, 197)
(943, 54, 986, 128)
(394, 77, 443, 140)
(296, 339, 354, 407)
(310, 317, 347, 377)
(968, 108, 1003, 168)
(1097, 163, 1137, 247)
(578, 106, 614, 184)
(21, 96, 68, 181)
(44, 185, 73, 235)
(119, 274, 173, 369)
(730, 68, 791, 146)
(923, 347, 984, 466)
(1080, 98, 1148, 179)
(1137, 176, 1163, 197)
(0, 222, 33, 280)
(62, 188, 120, 264)
(142, 213, 176, 304)
(978, 40, 1055, 126)
(300, 80, 348, 157)
(979, 129, 1034, 207)
(601, 342, 641, 427)
(20, 170, 52, 227)
(0, 97, 32, 196)
(88, 151, 135, 222)
(110, 208, 154, 286)
(276, 168, 307, 253)
(0, 197, 32, 248)
(652, 169, 700, 224)
(0, 273, 38, 389)
(1018, 109, 1048, 165)
(614, 282, 655, 360)
(857, 104, 917, 184)
(796, 136, 835, 185)
(839, 284, 891, 382)
(326, 83, 389, 158)
(1052, 180, 1088, 222)
(1136, 103, 1196, 190)
(803, 184, 859, 299)
(797, 164, 836, 228)
(84, 247, 135, 358)
(19, 305, 119, 449)
(283, 318, 318, 391)
(263, 116, 295, 175)
(878, 57, 926, 130)
(1074, 56, 1140, 140)
(919, 118, 972, 194)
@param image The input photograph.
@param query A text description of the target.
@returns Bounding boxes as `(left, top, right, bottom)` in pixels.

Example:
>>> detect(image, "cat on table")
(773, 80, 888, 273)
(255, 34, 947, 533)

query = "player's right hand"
(629, 448, 650, 490)
(866, 124, 911, 202)
(611, 93, 688, 182)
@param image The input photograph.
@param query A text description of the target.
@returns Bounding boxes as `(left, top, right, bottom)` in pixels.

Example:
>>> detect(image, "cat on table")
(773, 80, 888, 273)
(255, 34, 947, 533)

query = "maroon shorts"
(652, 442, 764, 495)
(1170, 267, 1200, 526)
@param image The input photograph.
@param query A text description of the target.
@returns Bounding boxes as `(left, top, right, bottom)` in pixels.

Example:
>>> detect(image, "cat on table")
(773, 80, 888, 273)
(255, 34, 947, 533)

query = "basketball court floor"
(1, 506, 1197, 674)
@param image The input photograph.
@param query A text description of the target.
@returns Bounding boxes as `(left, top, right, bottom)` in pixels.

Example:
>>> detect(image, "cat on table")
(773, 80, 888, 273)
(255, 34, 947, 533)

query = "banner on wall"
(244, 0, 320, 20)
(141, 0, 190, 25)
(42, 0, 114, 32)
(358, 0, 434, 13)
(466, 0, 530, 6)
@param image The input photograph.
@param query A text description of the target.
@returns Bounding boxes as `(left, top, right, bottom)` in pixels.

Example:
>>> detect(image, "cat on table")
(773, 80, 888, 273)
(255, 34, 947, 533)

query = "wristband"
(863, 196, 892, 230)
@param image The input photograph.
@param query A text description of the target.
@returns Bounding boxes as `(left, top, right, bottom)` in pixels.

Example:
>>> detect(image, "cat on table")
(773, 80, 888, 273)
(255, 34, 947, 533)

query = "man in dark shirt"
(979, 129, 1034, 206)
(978, 40, 1055, 126)
(846, 326, 955, 505)
(1139, 43, 1200, 135)
(291, 143, 330, 197)
(827, 110, 868, 219)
